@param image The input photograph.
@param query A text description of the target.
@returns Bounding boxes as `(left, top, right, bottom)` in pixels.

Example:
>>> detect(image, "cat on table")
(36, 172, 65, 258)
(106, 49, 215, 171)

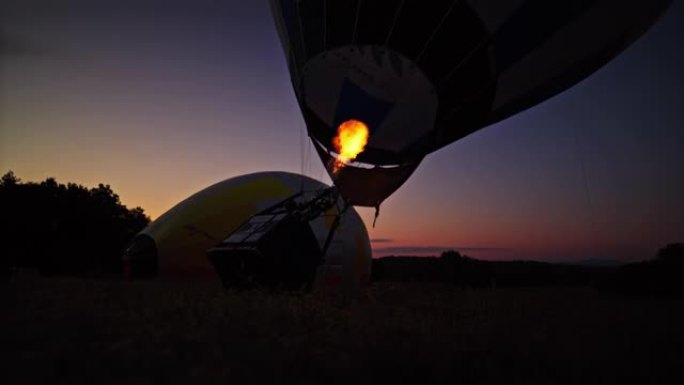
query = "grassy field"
(2, 278, 683, 384)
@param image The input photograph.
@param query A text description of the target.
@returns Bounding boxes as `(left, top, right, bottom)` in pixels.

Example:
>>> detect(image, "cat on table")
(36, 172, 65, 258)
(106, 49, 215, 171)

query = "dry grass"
(2, 278, 683, 384)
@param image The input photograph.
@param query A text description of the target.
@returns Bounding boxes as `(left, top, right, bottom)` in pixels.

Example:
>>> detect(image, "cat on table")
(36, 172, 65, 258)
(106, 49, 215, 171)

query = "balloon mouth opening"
(331, 119, 370, 173)
(313, 139, 402, 171)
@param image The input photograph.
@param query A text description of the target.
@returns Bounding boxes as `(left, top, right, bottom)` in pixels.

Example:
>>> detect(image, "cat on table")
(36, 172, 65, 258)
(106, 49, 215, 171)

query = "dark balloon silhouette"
(270, 0, 672, 207)
(1, 171, 149, 278)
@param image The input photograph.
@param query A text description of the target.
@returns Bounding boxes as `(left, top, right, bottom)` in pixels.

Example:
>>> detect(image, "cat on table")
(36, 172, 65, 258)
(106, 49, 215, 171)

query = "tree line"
(1, 171, 150, 277)
(372, 250, 605, 288)
(373, 245, 684, 298)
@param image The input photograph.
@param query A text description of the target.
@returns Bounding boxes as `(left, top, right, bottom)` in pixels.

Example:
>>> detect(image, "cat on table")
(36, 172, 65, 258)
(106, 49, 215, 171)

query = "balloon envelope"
(270, 0, 671, 206)
(125, 172, 372, 292)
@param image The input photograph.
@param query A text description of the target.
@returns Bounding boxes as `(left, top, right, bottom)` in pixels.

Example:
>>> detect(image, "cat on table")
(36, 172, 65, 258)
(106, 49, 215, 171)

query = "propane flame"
(331, 119, 369, 173)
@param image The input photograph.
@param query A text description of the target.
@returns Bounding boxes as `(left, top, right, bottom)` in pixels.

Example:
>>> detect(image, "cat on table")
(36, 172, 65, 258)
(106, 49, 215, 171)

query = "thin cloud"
(370, 238, 393, 243)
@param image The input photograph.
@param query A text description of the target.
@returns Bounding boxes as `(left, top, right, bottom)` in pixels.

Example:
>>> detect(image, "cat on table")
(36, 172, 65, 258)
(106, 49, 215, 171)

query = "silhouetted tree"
(1, 171, 150, 277)
(656, 243, 684, 265)
(440, 249, 463, 260)
(0, 170, 20, 186)
(611, 243, 684, 298)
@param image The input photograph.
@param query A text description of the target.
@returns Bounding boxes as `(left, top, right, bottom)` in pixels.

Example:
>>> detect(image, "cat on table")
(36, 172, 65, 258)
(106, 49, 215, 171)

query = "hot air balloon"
(270, 0, 672, 208)
(124, 172, 371, 292)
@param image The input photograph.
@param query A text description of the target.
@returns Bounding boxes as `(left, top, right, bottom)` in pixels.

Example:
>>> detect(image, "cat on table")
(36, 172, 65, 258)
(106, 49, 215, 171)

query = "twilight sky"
(2, 0, 682, 262)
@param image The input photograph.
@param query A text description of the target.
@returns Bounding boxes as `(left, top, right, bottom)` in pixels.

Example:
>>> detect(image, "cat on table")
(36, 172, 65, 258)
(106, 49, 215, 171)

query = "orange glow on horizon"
(331, 119, 369, 173)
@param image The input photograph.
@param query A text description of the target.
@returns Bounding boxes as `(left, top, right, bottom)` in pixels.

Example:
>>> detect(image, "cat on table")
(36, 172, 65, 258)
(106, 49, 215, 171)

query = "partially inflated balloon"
(124, 172, 371, 292)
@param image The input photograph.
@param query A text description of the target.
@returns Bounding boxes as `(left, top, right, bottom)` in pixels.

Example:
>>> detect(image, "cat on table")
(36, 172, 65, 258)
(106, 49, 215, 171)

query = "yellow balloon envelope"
(125, 172, 371, 293)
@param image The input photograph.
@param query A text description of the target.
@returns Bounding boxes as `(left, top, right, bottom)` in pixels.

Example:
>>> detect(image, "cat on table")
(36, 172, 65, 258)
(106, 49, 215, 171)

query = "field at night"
(4, 277, 683, 384)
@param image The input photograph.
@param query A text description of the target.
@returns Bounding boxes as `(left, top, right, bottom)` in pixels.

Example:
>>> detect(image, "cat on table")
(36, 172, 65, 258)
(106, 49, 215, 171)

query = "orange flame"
(331, 119, 369, 173)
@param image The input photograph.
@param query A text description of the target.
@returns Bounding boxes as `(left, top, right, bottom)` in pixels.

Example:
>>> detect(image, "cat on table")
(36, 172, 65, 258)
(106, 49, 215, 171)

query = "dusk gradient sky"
(2, 0, 682, 262)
